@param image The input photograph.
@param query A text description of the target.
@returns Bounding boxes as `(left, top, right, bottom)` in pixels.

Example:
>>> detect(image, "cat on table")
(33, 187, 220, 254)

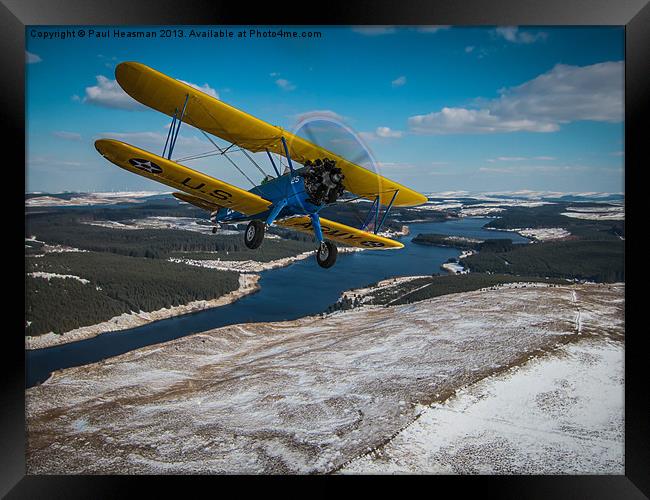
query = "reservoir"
(26, 218, 528, 387)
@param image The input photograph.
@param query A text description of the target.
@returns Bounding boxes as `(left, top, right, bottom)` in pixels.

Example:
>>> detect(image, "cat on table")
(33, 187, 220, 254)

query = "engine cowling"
(302, 158, 345, 206)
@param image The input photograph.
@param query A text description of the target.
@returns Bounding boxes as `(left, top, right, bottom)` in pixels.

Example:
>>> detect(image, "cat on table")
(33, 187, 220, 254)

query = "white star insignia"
(129, 158, 162, 174)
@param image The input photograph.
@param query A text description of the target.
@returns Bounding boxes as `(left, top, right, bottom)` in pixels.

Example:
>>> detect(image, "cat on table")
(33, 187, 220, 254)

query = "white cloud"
(487, 156, 556, 162)
(465, 46, 475, 53)
(83, 75, 218, 110)
(52, 131, 82, 141)
(375, 127, 403, 138)
(179, 80, 219, 99)
(494, 156, 526, 161)
(391, 76, 407, 88)
(83, 75, 144, 110)
(408, 61, 623, 134)
(415, 26, 450, 34)
(29, 156, 82, 168)
(375, 161, 417, 170)
(358, 131, 378, 143)
(495, 26, 548, 44)
(358, 127, 404, 141)
(479, 165, 591, 175)
(26, 51, 42, 64)
(275, 78, 296, 91)
(409, 107, 558, 134)
(352, 26, 450, 36)
(351, 26, 396, 36)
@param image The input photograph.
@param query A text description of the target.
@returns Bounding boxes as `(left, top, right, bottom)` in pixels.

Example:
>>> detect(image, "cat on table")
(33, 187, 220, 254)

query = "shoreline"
(168, 246, 366, 273)
(25, 273, 261, 350)
(25, 245, 368, 351)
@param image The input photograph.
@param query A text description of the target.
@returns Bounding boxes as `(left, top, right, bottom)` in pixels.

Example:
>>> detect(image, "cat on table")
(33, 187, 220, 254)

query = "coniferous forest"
(26, 252, 240, 336)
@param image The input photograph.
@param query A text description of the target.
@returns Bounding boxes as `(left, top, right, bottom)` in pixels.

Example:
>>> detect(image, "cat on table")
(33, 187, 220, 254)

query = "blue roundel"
(129, 158, 163, 174)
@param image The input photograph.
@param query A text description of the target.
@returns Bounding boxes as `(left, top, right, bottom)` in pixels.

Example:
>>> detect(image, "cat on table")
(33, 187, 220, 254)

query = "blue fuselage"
(215, 167, 322, 223)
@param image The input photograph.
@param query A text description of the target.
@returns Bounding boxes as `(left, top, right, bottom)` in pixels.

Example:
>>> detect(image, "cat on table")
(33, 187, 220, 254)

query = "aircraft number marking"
(288, 220, 386, 247)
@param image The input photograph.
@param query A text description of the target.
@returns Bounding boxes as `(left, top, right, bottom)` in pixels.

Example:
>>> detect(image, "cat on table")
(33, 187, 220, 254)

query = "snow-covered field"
(168, 247, 363, 273)
(562, 205, 625, 221)
(83, 216, 241, 235)
(28, 272, 90, 284)
(509, 228, 572, 241)
(26, 283, 623, 474)
(343, 338, 623, 474)
(25, 191, 167, 207)
(440, 262, 467, 274)
(168, 252, 314, 273)
(339, 275, 430, 306)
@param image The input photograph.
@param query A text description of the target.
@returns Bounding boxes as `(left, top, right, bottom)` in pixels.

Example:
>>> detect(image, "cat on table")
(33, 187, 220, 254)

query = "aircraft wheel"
(316, 241, 337, 268)
(244, 220, 265, 249)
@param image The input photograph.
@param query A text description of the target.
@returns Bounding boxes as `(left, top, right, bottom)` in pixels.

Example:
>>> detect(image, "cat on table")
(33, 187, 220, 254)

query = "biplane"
(95, 62, 427, 268)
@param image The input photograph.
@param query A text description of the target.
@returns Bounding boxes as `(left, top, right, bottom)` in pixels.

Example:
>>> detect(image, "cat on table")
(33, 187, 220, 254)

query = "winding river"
(26, 217, 528, 387)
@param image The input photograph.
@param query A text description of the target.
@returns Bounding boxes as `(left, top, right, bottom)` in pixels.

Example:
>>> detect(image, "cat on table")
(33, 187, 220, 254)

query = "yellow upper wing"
(95, 139, 272, 216)
(277, 216, 404, 249)
(115, 61, 428, 208)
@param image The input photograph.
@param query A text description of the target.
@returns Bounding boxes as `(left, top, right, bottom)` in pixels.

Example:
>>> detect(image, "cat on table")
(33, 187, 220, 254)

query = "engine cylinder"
(303, 158, 345, 206)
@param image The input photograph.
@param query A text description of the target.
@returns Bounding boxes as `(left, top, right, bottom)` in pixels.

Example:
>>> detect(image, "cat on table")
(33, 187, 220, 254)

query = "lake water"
(25, 217, 528, 387)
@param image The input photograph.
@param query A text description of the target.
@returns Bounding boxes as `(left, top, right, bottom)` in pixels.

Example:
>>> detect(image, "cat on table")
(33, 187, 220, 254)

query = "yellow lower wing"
(95, 139, 272, 216)
(277, 216, 404, 249)
(172, 192, 220, 212)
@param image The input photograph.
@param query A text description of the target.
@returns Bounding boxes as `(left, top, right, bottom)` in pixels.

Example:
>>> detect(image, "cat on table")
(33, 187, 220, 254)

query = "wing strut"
(376, 189, 399, 233)
(163, 93, 189, 160)
(265, 149, 281, 177)
(360, 189, 399, 234)
(361, 196, 380, 233)
(280, 136, 295, 174)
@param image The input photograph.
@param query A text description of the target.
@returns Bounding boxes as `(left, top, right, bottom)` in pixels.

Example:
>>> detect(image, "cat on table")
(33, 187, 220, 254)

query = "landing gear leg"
(210, 209, 220, 234)
(311, 213, 337, 268)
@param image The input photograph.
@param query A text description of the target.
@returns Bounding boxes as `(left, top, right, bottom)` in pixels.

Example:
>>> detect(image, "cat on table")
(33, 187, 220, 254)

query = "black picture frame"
(4, 0, 647, 496)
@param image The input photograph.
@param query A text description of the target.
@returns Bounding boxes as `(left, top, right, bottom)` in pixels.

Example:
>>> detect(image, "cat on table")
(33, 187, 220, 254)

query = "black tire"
(316, 241, 337, 268)
(244, 220, 265, 249)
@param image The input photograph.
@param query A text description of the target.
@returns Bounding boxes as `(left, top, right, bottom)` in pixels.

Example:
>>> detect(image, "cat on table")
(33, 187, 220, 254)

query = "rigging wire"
(174, 147, 248, 163)
(197, 129, 259, 190)
(240, 148, 269, 178)
(181, 104, 262, 191)
(174, 150, 223, 162)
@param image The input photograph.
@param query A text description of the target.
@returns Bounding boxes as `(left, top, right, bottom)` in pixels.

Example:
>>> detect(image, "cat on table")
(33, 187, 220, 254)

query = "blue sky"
(26, 26, 624, 194)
